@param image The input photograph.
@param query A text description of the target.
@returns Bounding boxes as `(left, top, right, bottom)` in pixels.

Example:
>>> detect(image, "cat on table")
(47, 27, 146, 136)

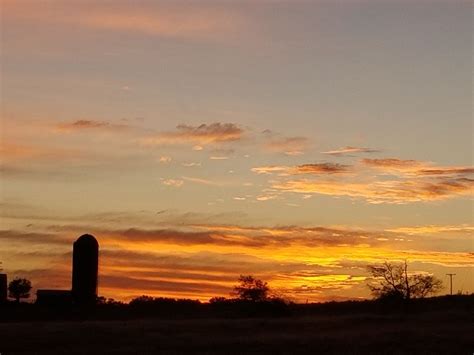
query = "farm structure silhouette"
(0, 273, 6, 303)
(36, 234, 99, 306)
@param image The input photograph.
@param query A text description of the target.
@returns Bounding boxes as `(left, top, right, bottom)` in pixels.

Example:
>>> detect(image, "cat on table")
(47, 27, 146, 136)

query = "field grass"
(1, 309, 472, 354)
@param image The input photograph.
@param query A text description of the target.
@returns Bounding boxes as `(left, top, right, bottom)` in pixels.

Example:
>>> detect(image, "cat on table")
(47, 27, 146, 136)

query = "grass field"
(1, 309, 472, 354)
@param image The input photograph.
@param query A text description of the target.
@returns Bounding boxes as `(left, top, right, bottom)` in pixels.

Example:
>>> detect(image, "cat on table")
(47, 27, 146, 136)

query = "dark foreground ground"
(1, 309, 472, 355)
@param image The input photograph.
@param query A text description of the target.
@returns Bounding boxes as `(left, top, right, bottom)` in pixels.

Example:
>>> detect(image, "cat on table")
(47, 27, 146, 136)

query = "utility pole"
(446, 273, 456, 295)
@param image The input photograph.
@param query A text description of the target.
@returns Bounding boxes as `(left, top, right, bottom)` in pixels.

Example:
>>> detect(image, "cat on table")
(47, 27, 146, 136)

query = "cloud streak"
(322, 146, 380, 156)
(0, 142, 84, 162)
(161, 179, 184, 188)
(4, 2, 243, 40)
(386, 225, 474, 235)
(55, 120, 133, 133)
(262, 133, 310, 156)
(141, 123, 244, 147)
(363, 158, 474, 177)
(272, 177, 473, 204)
(255, 158, 473, 204)
(252, 163, 351, 176)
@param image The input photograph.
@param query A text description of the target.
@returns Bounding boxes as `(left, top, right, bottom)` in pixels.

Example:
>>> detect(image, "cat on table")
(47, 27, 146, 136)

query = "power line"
(446, 273, 456, 295)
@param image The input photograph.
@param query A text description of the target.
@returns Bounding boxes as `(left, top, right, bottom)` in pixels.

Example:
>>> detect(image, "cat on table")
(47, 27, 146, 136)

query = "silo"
(72, 234, 99, 305)
(0, 274, 7, 302)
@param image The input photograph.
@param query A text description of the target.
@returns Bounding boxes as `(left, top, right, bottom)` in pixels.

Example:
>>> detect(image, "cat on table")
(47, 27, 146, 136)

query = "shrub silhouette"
(8, 278, 32, 303)
(232, 275, 269, 302)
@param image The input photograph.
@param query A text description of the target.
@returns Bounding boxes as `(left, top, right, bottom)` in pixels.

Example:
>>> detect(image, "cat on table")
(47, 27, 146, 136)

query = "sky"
(0, 0, 472, 302)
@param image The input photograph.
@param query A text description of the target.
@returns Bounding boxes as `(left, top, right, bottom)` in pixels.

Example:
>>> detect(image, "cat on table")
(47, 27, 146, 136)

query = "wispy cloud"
(256, 194, 279, 201)
(386, 225, 474, 235)
(253, 156, 473, 204)
(252, 163, 351, 176)
(209, 148, 234, 160)
(141, 123, 244, 147)
(363, 158, 474, 177)
(210, 156, 230, 160)
(251, 166, 289, 175)
(0, 143, 43, 160)
(0, 230, 69, 246)
(161, 179, 184, 188)
(362, 158, 421, 169)
(182, 176, 224, 186)
(417, 167, 474, 176)
(4, 2, 243, 40)
(55, 119, 132, 133)
(0, 224, 407, 252)
(271, 177, 473, 204)
(322, 146, 380, 156)
(159, 156, 172, 164)
(263, 136, 310, 156)
(0, 142, 83, 161)
(182, 162, 201, 167)
(79, 5, 246, 41)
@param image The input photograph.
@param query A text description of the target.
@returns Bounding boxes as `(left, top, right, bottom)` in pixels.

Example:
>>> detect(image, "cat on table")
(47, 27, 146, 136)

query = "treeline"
(0, 294, 472, 322)
(2, 262, 471, 323)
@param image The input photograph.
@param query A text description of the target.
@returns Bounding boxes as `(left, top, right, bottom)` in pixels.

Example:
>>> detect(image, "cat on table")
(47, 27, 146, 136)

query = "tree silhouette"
(233, 275, 269, 302)
(367, 261, 442, 300)
(8, 278, 32, 303)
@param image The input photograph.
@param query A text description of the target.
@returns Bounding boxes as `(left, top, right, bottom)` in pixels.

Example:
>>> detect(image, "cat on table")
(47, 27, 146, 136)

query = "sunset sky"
(1, 0, 472, 302)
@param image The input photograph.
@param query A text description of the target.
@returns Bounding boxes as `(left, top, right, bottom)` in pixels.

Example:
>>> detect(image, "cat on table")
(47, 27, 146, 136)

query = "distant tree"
(233, 275, 269, 302)
(97, 296, 123, 306)
(129, 295, 155, 306)
(209, 296, 228, 304)
(8, 278, 32, 303)
(96, 296, 107, 305)
(367, 261, 443, 301)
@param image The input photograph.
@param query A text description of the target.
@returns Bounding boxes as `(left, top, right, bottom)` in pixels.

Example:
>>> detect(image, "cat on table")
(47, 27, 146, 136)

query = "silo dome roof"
(75, 234, 99, 247)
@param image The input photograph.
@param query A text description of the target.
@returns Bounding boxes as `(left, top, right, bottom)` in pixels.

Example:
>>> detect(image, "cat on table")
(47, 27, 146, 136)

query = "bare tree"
(367, 261, 442, 300)
(8, 278, 32, 303)
(232, 275, 269, 302)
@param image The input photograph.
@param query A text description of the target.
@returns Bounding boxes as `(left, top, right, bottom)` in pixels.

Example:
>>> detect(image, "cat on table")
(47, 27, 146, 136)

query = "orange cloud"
(159, 156, 172, 164)
(3, 2, 242, 40)
(161, 179, 184, 188)
(362, 158, 422, 169)
(416, 167, 474, 176)
(386, 225, 474, 235)
(252, 163, 351, 176)
(182, 176, 225, 186)
(271, 177, 473, 204)
(252, 166, 289, 175)
(141, 123, 244, 147)
(252, 157, 473, 204)
(55, 120, 132, 133)
(264, 136, 310, 156)
(323, 146, 380, 156)
(77, 11, 235, 38)
(209, 148, 235, 160)
(296, 163, 351, 174)
(363, 158, 474, 177)
(0, 143, 40, 160)
(0, 142, 84, 162)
